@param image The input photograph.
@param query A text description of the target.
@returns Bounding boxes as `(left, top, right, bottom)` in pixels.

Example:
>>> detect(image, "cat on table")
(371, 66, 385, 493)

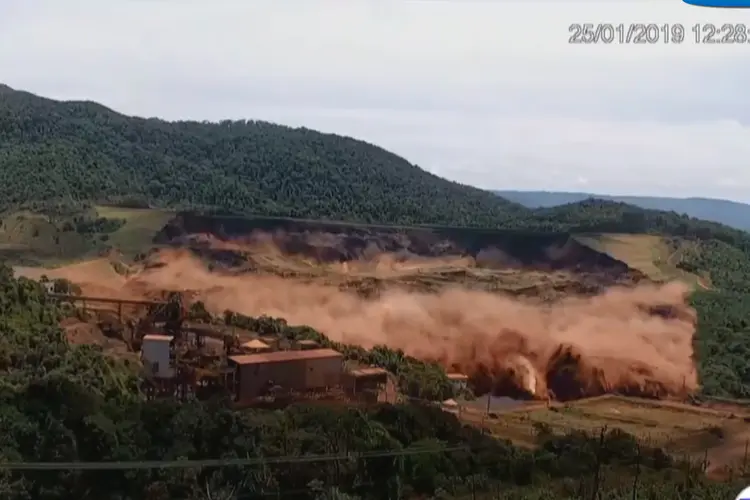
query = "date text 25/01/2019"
(568, 23, 686, 44)
(569, 23, 750, 45)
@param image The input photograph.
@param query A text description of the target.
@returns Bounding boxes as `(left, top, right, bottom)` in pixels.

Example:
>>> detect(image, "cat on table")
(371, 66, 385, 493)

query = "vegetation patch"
(574, 233, 702, 286)
(478, 395, 739, 442)
(94, 205, 174, 258)
(0, 269, 743, 499)
(0, 210, 125, 266)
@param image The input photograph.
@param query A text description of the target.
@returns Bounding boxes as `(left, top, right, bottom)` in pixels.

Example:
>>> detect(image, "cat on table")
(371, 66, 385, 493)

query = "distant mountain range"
(493, 190, 750, 232)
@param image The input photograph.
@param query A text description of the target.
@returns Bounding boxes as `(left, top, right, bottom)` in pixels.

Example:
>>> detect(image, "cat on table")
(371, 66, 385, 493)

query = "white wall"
(141, 338, 174, 378)
(450, 379, 468, 392)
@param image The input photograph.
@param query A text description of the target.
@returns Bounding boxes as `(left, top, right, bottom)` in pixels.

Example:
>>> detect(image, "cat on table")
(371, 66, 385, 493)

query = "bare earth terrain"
(458, 395, 750, 476)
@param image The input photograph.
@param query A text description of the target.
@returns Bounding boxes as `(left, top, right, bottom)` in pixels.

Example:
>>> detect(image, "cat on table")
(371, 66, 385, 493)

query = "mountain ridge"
(0, 83, 527, 226)
(494, 190, 750, 231)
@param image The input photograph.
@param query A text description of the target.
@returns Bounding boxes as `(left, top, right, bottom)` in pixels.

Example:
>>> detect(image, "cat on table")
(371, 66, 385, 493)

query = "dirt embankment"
(154, 213, 644, 284)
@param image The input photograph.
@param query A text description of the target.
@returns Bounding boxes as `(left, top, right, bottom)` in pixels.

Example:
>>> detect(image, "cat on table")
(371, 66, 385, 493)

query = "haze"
(0, 1, 748, 200)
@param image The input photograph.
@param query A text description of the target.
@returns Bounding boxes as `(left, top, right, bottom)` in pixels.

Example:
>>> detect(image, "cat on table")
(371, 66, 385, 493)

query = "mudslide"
(19, 245, 701, 403)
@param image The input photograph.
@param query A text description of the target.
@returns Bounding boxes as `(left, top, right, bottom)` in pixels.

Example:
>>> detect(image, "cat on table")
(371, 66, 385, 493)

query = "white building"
(446, 373, 469, 392)
(141, 334, 175, 378)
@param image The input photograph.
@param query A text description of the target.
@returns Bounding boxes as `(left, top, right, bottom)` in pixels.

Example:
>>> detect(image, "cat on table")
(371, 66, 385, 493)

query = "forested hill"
(0, 84, 526, 226)
(496, 189, 750, 232)
(3, 84, 750, 254)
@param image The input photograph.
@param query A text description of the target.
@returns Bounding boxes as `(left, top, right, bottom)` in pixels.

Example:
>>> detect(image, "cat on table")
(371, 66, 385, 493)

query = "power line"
(230, 481, 381, 499)
(0, 444, 473, 471)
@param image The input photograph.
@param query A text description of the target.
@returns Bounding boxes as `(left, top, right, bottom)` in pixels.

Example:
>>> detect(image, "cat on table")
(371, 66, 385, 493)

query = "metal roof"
(349, 367, 388, 378)
(447, 373, 469, 381)
(229, 348, 343, 365)
(241, 339, 270, 349)
(183, 322, 229, 335)
(143, 334, 173, 342)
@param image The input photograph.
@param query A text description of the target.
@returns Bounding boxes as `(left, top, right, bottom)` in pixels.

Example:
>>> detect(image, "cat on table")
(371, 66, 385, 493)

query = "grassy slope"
(0, 211, 93, 266)
(464, 395, 750, 472)
(95, 205, 173, 256)
(573, 233, 705, 288)
(0, 206, 173, 266)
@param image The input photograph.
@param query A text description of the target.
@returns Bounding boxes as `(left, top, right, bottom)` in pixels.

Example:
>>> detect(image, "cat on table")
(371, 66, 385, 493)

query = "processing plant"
(50, 290, 391, 406)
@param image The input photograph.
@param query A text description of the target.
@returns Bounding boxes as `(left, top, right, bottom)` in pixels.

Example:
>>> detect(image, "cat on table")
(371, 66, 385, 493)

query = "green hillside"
(0, 84, 526, 226)
(496, 189, 750, 232)
(571, 233, 704, 286)
(3, 84, 750, 248)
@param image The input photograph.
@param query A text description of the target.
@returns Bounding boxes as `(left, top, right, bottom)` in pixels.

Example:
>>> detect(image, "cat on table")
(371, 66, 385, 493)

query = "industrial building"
(229, 348, 344, 403)
(344, 367, 389, 402)
(47, 288, 412, 407)
(295, 339, 320, 350)
(447, 373, 469, 392)
(259, 335, 283, 350)
(141, 334, 175, 378)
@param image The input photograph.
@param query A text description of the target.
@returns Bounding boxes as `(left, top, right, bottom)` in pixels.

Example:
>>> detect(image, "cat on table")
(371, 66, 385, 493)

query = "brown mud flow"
(156, 218, 647, 300)
(160, 251, 696, 401)
(156, 213, 640, 276)
(26, 235, 698, 402)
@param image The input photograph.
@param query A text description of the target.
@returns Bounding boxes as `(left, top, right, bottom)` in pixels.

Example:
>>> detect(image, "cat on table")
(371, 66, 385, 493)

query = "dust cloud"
(57, 248, 700, 401)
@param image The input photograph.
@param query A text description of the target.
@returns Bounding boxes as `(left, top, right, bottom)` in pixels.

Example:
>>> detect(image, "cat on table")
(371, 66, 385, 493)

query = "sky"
(1, 1, 750, 201)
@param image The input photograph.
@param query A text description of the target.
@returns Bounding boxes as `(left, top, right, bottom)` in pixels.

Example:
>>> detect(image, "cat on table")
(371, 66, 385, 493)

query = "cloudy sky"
(2, 1, 750, 201)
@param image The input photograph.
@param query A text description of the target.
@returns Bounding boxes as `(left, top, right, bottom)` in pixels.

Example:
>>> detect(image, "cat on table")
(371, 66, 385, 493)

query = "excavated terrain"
(17, 210, 701, 405)
(151, 212, 646, 299)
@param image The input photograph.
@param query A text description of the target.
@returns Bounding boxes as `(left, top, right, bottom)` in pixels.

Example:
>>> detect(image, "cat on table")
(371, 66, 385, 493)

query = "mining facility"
(50, 291, 392, 406)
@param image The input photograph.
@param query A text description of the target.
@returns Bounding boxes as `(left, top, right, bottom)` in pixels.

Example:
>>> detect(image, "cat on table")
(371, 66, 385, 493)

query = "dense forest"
(0, 269, 743, 499)
(0, 85, 527, 227)
(681, 239, 750, 398)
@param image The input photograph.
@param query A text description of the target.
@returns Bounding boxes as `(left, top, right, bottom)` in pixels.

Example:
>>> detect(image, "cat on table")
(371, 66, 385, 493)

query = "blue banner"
(683, 0, 750, 7)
